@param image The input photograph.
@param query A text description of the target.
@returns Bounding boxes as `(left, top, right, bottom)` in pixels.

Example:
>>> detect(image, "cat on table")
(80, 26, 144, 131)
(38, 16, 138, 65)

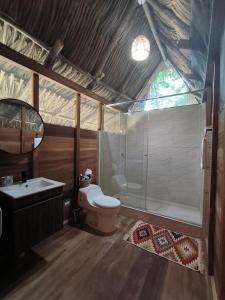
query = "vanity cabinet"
(0, 186, 64, 258)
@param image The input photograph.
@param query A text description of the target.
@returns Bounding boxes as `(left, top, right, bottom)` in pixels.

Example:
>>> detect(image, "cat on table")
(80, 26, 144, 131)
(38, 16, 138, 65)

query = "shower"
(99, 104, 205, 225)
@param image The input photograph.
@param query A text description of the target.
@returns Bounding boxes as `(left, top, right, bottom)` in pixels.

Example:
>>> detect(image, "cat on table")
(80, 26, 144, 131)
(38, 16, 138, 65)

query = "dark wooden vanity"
(0, 184, 64, 259)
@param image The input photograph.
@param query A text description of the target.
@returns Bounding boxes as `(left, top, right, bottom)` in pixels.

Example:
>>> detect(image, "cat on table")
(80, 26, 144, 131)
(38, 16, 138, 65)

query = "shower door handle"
(144, 154, 148, 157)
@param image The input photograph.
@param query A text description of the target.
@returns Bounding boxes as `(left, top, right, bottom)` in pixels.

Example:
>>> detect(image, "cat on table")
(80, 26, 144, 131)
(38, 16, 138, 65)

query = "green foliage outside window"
(145, 68, 190, 111)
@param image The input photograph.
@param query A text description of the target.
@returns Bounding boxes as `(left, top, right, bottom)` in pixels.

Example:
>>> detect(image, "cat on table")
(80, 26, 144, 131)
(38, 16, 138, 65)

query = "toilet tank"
(78, 184, 103, 205)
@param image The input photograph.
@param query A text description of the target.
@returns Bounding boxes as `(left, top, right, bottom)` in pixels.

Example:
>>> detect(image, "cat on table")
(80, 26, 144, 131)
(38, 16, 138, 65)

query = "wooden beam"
(45, 39, 64, 68)
(140, 2, 193, 91)
(208, 61, 218, 276)
(142, 2, 168, 63)
(32, 73, 39, 111)
(141, 1, 192, 75)
(0, 42, 109, 105)
(97, 103, 103, 131)
(56, 55, 133, 105)
(20, 105, 26, 153)
(158, 33, 192, 73)
(147, 0, 189, 38)
(75, 93, 80, 198)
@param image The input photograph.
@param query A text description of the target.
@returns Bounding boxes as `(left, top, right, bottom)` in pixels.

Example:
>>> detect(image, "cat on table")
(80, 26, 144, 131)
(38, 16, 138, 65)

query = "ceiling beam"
(58, 55, 135, 103)
(0, 42, 109, 104)
(146, 0, 189, 38)
(139, 1, 194, 92)
(141, 1, 168, 64)
(45, 39, 64, 68)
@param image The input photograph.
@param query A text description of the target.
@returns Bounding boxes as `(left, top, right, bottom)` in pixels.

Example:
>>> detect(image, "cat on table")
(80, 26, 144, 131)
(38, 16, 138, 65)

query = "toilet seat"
(94, 196, 120, 208)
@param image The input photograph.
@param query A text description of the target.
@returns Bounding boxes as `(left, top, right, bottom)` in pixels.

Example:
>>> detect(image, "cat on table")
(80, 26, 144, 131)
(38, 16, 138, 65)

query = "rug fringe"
(123, 220, 143, 242)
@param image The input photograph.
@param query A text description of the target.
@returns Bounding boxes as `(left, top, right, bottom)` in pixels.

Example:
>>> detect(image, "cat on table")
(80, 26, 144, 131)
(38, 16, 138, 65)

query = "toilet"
(78, 184, 121, 234)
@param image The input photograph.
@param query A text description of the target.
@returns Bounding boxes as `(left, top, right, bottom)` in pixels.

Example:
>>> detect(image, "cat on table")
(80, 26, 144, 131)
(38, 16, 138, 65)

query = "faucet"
(21, 171, 28, 183)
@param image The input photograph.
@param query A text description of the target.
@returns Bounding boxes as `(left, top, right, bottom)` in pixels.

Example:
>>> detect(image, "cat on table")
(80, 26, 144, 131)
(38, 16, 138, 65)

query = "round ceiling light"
(131, 35, 150, 61)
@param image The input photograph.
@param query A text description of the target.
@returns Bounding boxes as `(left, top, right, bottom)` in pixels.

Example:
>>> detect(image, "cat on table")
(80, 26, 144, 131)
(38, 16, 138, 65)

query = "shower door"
(125, 112, 148, 210)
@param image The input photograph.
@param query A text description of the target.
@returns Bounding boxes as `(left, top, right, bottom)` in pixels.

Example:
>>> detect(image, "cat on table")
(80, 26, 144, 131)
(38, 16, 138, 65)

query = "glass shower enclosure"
(99, 104, 205, 225)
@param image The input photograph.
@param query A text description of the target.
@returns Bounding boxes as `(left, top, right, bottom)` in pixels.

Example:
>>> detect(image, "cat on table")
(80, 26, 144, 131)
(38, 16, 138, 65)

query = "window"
(145, 68, 195, 111)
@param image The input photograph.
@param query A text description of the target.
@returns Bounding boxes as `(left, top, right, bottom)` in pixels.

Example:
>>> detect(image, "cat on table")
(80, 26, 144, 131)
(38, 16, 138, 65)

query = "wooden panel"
(79, 129, 98, 183)
(0, 151, 32, 182)
(13, 195, 63, 256)
(42, 123, 74, 138)
(0, 128, 21, 154)
(213, 106, 225, 300)
(202, 129, 212, 240)
(35, 124, 75, 197)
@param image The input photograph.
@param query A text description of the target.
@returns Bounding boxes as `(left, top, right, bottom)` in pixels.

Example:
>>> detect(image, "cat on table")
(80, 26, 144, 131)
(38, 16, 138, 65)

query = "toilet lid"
(94, 196, 120, 208)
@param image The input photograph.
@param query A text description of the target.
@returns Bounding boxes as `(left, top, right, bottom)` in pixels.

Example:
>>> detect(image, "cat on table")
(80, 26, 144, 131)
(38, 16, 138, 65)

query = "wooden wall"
(0, 128, 21, 153)
(0, 150, 32, 182)
(79, 129, 98, 184)
(213, 26, 225, 299)
(34, 124, 75, 198)
(0, 124, 99, 200)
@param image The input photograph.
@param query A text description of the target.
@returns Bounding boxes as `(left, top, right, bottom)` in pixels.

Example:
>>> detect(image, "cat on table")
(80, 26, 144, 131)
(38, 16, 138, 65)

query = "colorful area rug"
(124, 220, 204, 273)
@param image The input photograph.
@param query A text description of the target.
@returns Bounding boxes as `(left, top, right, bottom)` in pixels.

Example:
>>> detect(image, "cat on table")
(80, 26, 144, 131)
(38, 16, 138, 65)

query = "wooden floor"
(0, 216, 209, 300)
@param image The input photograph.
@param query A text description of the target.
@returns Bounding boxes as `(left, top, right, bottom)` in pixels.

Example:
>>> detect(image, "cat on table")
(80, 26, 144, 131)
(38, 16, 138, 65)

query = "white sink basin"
(0, 177, 65, 199)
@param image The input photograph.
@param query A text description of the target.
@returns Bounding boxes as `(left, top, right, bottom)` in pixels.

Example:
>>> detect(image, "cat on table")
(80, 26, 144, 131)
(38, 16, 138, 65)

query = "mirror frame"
(0, 98, 45, 155)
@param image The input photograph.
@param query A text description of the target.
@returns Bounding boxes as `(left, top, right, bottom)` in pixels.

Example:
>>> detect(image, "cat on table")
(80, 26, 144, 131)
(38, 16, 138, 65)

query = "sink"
(0, 177, 65, 199)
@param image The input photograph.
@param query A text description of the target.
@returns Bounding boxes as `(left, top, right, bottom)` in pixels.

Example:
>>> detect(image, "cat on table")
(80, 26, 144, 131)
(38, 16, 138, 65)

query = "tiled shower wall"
(126, 104, 205, 209)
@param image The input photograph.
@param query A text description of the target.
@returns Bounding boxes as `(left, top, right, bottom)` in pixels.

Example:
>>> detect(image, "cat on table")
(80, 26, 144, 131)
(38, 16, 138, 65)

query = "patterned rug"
(124, 221, 204, 273)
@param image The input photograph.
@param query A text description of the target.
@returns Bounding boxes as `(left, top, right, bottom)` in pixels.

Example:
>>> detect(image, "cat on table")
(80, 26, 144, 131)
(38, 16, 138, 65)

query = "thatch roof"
(0, 0, 212, 109)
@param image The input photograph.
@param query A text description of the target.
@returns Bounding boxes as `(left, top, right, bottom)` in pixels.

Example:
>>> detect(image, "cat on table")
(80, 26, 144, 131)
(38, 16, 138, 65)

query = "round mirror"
(0, 99, 44, 154)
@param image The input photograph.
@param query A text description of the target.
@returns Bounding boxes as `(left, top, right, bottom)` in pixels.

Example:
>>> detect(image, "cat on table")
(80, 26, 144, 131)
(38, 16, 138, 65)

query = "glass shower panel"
(99, 131, 126, 197)
(125, 112, 148, 210)
(146, 104, 205, 225)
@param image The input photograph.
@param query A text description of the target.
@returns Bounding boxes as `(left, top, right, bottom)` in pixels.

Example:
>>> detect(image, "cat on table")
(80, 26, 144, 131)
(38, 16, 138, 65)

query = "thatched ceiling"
(0, 0, 212, 107)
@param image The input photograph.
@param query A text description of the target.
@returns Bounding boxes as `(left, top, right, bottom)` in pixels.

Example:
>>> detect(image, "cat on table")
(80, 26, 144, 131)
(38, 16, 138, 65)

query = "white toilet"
(78, 185, 121, 234)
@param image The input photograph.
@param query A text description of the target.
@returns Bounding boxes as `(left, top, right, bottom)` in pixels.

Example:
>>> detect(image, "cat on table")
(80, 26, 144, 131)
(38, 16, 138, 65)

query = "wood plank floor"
(0, 216, 209, 300)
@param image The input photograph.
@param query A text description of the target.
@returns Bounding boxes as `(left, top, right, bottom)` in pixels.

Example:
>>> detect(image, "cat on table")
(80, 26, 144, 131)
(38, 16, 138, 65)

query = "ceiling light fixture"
(131, 35, 150, 61)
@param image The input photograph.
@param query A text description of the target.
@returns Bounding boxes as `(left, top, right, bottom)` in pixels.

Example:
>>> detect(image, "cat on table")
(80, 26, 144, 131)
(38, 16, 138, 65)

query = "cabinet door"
(13, 195, 63, 256)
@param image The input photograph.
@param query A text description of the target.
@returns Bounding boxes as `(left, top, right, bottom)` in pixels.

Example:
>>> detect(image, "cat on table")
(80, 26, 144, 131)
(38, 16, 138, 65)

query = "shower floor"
(114, 193, 202, 225)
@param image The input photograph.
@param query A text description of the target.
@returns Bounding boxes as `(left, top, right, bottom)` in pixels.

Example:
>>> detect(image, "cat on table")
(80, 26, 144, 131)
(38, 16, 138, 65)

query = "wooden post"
(97, 103, 103, 131)
(20, 106, 26, 153)
(75, 93, 81, 200)
(69, 92, 81, 224)
(32, 73, 39, 178)
(208, 61, 219, 275)
(32, 73, 39, 111)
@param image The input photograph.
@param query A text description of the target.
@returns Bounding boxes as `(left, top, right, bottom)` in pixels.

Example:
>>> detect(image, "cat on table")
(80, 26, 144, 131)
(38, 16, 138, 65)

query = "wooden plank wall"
(0, 151, 32, 182)
(214, 107, 225, 299)
(0, 128, 21, 154)
(0, 124, 99, 200)
(212, 21, 225, 300)
(79, 129, 98, 184)
(34, 124, 75, 198)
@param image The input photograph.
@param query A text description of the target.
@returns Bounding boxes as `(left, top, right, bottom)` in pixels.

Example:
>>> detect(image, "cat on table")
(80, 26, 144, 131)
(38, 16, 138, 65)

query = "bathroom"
(0, 0, 224, 300)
